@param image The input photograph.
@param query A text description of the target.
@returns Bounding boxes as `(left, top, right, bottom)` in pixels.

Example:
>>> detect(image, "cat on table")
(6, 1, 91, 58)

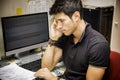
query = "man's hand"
(34, 68, 57, 80)
(50, 20, 63, 41)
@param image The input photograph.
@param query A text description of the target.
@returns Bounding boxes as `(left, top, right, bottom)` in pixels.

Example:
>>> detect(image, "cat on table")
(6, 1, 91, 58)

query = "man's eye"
(60, 20, 64, 22)
(57, 19, 65, 23)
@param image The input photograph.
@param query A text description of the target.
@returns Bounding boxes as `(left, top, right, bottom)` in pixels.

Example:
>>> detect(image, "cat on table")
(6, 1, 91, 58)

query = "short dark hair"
(49, 0, 83, 19)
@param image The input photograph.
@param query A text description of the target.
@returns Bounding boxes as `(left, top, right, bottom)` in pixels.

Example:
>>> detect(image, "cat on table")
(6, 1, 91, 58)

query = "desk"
(0, 52, 65, 80)
(0, 52, 42, 80)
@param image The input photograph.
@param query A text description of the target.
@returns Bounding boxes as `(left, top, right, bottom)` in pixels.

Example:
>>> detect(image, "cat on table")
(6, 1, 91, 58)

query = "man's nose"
(56, 24, 62, 30)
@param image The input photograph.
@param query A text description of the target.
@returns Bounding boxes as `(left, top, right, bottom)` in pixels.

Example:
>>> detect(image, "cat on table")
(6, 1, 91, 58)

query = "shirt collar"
(76, 22, 91, 44)
(69, 22, 91, 44)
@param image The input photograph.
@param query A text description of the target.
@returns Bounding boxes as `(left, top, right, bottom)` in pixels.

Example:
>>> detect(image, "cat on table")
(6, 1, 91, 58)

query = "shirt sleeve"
(88, 42, 110, 68)
(54, 35, 67, 49)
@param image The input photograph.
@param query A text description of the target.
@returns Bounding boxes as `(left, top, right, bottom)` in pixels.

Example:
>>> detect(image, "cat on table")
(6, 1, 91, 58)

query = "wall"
(110, 0, 120, 53)
(0, 0, 28, 59)
(0, 2, 4, 59)
(0, 0, 28, 17)
(82, 0, 114, 7)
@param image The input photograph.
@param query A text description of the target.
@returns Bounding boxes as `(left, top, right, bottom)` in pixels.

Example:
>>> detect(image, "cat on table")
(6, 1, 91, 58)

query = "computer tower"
(83, 6, 114, 43)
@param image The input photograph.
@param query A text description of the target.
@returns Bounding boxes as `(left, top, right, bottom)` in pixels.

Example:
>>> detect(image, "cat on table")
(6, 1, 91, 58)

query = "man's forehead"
(54, 13, 69, 20)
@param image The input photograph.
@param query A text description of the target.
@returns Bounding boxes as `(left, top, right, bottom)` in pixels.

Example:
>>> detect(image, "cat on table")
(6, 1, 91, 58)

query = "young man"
(34, 0, 110, 80)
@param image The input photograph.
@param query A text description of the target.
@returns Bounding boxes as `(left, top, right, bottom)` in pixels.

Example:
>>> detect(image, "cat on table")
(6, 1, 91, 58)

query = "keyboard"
(20, 59, 65, 77)
(20, 59, 41, 71)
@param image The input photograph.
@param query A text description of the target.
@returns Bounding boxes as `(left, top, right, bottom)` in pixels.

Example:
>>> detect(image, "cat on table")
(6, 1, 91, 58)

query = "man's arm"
(86, 65, 105, 80)
(41, 44, 62, 70)
(41, 18, 63, 71)
(34, 18, 64, 79)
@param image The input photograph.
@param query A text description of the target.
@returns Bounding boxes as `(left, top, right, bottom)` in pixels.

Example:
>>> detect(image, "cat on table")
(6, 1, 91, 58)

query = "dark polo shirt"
(55, 23, 110, 80)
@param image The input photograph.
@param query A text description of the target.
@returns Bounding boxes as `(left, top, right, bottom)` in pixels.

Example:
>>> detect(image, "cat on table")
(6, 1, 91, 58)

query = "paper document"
(0, 63, 35, 80)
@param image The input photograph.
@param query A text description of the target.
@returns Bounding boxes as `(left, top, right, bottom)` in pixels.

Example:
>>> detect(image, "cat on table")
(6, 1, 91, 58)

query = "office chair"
(103, 51, 120, 80)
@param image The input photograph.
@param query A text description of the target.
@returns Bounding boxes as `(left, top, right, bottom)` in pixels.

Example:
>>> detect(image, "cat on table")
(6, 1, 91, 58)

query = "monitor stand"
(15, 50, 34, 59)
(14, 49, 43, 66)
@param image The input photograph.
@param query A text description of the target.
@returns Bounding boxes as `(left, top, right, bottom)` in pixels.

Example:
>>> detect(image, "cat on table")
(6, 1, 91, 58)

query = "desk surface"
(0, 51, 65, 80)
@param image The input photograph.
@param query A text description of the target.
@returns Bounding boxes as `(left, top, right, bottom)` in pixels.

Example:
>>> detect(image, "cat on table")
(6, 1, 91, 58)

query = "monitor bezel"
(1, 12, 49, 57)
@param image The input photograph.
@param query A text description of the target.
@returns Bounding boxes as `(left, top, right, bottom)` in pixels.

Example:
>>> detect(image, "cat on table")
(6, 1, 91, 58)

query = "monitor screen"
(1, 12, 49, 56)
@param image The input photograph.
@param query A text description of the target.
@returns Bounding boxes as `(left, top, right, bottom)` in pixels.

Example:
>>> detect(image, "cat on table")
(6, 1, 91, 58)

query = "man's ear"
(72, 11, 80, 22)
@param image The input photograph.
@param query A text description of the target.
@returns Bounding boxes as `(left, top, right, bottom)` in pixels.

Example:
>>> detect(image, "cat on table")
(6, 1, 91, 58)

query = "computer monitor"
(1, 12, 49, 57)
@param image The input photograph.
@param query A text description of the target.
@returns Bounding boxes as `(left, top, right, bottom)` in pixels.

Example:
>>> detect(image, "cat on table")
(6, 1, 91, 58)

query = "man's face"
(54, 12, 77, 36)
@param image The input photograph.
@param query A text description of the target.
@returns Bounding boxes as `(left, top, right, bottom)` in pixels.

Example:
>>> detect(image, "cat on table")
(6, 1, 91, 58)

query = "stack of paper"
(0, 63, 35, 80)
